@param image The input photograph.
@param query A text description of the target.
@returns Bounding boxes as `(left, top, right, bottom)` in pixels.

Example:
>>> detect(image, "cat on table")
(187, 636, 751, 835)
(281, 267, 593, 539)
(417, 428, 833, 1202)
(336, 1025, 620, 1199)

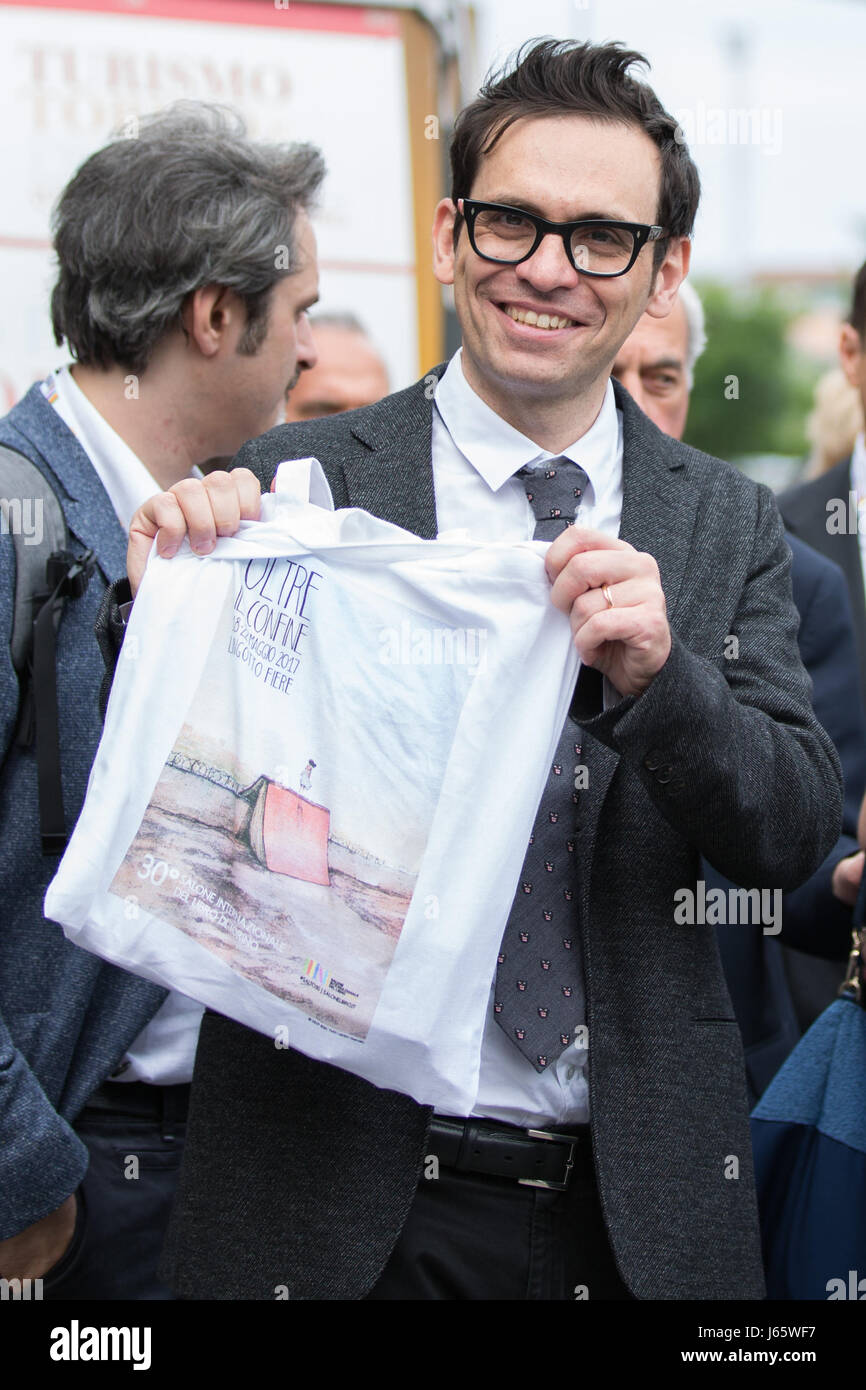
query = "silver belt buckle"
(517, 1127, 577, 1190)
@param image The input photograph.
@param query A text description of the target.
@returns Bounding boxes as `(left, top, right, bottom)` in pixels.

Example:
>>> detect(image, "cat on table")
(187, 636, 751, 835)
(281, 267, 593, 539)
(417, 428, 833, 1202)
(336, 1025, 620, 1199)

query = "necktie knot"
(517, 458, 589, 540)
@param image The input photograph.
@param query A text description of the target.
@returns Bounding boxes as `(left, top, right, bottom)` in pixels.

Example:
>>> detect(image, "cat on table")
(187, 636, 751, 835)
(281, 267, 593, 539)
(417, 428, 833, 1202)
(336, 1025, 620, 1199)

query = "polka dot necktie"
(493, 457, 589, 1073)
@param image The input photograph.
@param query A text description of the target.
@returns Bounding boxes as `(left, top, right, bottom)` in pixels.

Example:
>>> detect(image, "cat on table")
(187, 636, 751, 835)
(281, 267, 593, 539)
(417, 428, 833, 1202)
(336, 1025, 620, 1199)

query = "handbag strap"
(838, 863, 866, 1006)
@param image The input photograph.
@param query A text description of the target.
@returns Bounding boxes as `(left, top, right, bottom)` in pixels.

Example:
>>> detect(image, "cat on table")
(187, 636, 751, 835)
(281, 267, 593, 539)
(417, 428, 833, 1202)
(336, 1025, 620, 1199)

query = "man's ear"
(644, 237, 691, 320)
(181, 284, 241, 358)
(839, 322, 865, 390)
(432, 198, 458, 287)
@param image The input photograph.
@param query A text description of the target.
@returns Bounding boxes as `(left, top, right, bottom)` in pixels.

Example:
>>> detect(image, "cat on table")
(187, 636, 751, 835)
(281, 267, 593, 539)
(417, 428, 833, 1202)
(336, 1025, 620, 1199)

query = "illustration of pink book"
(246, 776, 330, 885)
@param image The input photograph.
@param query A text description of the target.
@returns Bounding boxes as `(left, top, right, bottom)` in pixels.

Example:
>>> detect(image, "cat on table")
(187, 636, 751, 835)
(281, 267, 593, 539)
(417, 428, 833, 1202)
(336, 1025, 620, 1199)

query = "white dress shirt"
(432, 350, 624, 1126)
(43, 367, 177, 531)
(42, 365, 204, 1084)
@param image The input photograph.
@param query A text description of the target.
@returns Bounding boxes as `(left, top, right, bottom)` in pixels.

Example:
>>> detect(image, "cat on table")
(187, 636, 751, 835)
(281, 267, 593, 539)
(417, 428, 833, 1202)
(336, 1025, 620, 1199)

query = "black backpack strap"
(0, 444, 68, 671)
(30, 547, 95, 853)
(0, 444, 95, 853)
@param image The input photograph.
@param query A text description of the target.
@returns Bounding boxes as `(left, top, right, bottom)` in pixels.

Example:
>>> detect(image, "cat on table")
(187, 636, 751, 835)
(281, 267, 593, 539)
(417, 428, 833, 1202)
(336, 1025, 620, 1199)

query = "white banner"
(0, 0, 419, 408)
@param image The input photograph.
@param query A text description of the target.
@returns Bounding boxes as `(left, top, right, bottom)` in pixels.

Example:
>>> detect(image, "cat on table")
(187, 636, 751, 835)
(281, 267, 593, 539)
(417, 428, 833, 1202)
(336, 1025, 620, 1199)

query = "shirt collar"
(852, 432, 866, 497)
(434, 348, 618, 497)
(42, 366, 203, 528)
(43, 366, 156, 525)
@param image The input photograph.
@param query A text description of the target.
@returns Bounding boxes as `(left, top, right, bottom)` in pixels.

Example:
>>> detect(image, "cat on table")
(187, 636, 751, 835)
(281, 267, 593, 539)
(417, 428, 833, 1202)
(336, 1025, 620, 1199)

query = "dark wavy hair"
(50, 102, 325, 373)
(450, 38, 700, 268)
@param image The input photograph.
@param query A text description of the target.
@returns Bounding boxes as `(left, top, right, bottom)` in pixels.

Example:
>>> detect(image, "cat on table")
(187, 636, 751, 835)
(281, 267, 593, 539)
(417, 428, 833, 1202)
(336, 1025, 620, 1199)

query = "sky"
(468, 0, 866, 284)
(1, 0, 860, 400)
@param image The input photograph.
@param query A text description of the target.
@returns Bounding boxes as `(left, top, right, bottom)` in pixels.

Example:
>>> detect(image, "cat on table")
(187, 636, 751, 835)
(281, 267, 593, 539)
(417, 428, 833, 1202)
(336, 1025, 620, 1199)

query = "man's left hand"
(546, 527, 671, 697)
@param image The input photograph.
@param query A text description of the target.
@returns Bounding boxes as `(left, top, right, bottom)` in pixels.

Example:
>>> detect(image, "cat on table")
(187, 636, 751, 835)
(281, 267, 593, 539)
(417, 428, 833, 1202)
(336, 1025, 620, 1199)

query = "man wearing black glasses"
(113, 40, 841, 1301)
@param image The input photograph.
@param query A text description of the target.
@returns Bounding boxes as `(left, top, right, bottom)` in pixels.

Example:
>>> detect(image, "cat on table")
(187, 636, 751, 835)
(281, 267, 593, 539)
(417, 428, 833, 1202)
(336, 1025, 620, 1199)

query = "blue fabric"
(751, 999, 866, 1299)
(752, 998, 866, 1148)
(0, 384, 167, 1239)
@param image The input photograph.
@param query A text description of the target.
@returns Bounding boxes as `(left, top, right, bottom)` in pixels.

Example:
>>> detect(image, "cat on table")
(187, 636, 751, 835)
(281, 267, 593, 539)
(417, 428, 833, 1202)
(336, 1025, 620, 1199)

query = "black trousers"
(364, 1129, 632, 1301)
(41, 1090, 186, 1301)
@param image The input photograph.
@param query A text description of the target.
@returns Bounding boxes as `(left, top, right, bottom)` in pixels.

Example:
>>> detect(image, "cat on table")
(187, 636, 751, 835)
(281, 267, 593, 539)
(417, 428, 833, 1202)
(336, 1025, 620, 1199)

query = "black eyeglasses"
(458, 198, 666, 279)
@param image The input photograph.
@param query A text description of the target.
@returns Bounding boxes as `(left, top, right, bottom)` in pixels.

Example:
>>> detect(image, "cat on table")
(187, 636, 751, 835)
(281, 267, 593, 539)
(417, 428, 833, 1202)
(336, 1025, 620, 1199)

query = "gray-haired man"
(611, 279, 705, 440)
(0, 103, 323, 1297)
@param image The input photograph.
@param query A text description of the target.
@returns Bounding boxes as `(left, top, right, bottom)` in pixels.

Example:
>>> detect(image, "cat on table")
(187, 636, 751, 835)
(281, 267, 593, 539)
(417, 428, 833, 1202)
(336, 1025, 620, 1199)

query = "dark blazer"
(153, 370, 842, 1300)
(712, 533, 866, 1104)
(780, 456, 866, 701)
(0, 385, 166, 1240)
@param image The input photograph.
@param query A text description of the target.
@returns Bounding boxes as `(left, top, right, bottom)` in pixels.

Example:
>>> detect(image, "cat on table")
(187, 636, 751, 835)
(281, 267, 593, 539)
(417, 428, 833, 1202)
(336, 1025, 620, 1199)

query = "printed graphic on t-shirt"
(109, 552, 474, 1040)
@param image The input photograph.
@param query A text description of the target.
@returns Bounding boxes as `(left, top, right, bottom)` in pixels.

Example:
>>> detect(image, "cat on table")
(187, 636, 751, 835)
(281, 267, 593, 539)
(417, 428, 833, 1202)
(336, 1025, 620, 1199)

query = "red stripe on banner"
(0, 0, 401, 36)
(0, 235, 54, 249)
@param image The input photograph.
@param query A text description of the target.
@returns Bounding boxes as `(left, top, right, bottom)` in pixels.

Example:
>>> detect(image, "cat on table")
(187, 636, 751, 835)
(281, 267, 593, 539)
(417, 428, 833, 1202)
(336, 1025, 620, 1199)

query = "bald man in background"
(613, 282, 866, 1099)
(284, 312, 389, 422)
(611, 278, 703, 439)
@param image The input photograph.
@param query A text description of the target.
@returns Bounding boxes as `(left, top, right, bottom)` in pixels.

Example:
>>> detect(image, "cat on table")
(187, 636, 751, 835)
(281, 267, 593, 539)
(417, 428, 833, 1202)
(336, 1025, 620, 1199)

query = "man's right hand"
(0, 1192, 77, 1280)
(127, 468, 262, 597)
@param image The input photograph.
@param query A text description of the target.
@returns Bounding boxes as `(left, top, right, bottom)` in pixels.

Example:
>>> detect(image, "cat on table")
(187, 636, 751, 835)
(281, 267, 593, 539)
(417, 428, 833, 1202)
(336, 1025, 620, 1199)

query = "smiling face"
(433, 113, 688, 438)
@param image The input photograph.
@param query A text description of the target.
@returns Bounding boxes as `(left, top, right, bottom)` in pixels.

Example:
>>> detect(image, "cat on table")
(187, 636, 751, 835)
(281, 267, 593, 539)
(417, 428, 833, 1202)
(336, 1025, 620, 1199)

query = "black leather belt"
(85, 1081, 191, 1127)
(428, 1116, 590, 1190)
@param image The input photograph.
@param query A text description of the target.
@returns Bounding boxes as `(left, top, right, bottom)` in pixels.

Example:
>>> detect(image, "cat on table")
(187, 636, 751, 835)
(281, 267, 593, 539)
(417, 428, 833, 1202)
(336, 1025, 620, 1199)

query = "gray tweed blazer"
(158, 369, 843, 1300)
